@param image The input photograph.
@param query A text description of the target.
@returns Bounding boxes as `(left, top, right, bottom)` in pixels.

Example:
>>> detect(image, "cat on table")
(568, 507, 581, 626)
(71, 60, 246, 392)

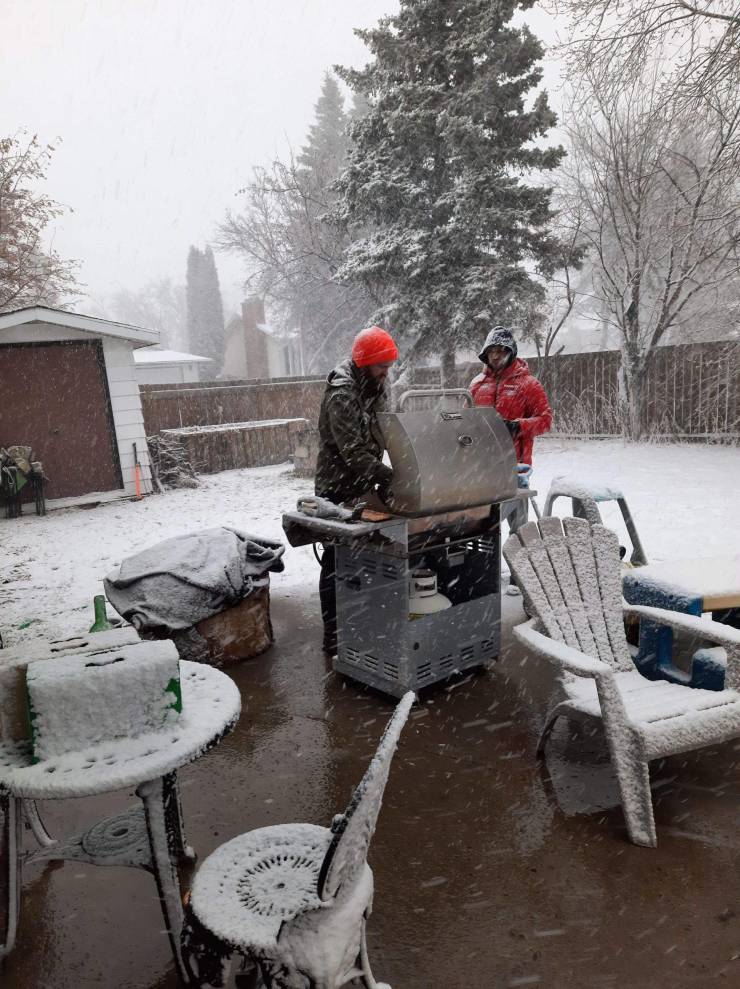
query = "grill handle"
(396, 388, 474, 412)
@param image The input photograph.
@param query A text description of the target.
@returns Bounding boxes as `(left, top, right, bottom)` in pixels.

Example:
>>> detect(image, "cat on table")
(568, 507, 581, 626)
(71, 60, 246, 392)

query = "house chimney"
(242, 296, 269, 379)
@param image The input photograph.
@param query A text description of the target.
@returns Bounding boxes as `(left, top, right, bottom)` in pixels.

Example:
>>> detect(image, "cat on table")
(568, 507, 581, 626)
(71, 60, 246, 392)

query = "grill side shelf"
(281, 512, 406, 550)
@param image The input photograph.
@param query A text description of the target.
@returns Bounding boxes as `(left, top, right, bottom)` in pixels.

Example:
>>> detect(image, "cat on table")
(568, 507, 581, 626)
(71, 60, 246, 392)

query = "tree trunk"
(619, 355, 648, 440)
(440, 347, 457, 389)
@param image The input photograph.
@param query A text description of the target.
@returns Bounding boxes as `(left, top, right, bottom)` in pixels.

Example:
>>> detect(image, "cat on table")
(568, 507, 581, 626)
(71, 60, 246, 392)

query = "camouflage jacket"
(314, 359, 392, 503)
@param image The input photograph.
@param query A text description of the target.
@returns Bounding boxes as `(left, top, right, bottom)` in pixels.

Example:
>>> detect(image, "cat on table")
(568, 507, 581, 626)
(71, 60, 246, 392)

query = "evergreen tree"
(186, 245, 225, 372)
(297, 73, 349, 179)
(335, 0, 565, 378)
(185, 246, 203, 353)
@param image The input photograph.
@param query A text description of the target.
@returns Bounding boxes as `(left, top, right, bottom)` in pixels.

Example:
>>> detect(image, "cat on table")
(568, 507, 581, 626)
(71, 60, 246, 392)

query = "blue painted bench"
(623, 556, 740, 690)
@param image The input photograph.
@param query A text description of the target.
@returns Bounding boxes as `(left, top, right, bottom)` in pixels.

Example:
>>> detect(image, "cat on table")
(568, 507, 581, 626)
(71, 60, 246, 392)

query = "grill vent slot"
(382, 561, 403, 581)
(480, 638, 497, 660)
(438, 654, 455, 674)
(359, 554, 378, 574)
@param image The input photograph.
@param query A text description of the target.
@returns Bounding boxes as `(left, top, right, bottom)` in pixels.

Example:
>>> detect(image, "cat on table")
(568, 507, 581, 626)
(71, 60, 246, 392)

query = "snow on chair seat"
(184, 691, 414, 988)
(189, 824, 333, 950)
(560, 672, 740, 758)
(504, 517, 740, 847)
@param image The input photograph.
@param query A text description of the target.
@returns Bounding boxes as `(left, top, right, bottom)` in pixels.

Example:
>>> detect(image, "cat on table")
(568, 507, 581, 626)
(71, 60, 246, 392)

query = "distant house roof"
(256, 321, 279, 337)
(257, 322, 300, 342)
(0, 305, 159, 346)
(133, 348, 212, 366)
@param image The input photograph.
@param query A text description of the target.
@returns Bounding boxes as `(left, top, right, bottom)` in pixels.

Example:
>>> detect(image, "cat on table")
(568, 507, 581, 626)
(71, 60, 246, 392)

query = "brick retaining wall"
(141, 378, 325, 434)
(162, 418, 308, 474)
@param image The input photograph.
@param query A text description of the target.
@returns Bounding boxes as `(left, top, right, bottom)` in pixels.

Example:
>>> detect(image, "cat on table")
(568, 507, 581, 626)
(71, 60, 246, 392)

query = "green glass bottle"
(89, 595, 115, 633)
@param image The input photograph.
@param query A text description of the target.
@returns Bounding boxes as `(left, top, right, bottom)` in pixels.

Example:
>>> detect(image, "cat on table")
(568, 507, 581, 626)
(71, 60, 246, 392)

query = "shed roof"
(0, 306, 159, 346)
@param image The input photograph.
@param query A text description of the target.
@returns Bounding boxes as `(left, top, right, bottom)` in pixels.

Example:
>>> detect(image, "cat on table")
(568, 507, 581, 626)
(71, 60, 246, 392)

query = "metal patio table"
(0, 661, 241, 984)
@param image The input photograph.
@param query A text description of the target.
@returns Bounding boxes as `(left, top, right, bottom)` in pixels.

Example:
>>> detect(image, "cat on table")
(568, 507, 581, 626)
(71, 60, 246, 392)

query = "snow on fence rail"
(139, 341, 739, 441)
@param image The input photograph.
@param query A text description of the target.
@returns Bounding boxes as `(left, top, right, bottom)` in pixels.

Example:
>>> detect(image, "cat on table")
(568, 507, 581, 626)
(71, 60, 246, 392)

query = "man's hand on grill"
(503, 419, 521, 439)
(376, 464, 394, 504)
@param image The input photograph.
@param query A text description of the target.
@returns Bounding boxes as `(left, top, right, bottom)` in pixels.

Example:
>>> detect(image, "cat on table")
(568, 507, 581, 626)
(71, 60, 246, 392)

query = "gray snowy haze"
(0, 0, 562, 316)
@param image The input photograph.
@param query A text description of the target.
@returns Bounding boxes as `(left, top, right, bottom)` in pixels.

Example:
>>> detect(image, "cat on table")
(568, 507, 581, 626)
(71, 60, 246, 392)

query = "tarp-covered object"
(104, 527, 285, 635)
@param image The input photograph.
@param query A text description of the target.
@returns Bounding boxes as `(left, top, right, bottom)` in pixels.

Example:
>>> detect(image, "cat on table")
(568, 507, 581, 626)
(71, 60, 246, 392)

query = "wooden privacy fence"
(639, 342, 739, 439)
(408, 341, 739, 439)
(140, 340, 740, 441)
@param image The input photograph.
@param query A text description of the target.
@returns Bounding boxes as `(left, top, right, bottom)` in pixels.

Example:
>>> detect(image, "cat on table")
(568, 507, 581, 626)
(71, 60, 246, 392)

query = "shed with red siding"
(0, 306, 157, 504)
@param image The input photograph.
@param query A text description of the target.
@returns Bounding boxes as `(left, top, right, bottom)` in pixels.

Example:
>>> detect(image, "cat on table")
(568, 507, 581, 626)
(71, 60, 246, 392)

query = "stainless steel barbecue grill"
(282, 401, 520, 697)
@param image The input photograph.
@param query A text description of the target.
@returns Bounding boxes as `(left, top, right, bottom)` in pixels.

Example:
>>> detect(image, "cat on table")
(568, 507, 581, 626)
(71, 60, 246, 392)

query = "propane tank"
(409, 568, 452, 619)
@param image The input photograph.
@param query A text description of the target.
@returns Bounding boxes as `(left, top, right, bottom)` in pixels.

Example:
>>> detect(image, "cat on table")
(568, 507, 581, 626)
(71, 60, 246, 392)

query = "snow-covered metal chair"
(543, 475, 648, 566)
(503, 517, 740, 847)
(183, 691, 415, 988)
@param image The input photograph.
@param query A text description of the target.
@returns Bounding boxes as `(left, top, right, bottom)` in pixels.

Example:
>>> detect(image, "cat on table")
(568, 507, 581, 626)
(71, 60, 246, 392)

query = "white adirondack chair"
(503, 517, 740, 847)
(183, 692, 414, 988)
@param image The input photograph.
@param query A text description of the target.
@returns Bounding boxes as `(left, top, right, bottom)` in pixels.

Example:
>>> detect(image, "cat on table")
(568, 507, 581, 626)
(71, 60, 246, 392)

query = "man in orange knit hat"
(315, 325, 399, 653)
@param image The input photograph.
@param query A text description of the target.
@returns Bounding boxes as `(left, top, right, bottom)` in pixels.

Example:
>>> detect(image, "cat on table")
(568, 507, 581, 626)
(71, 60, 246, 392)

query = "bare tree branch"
(562, 71, 740, 436)
(0, 132, 81, 312)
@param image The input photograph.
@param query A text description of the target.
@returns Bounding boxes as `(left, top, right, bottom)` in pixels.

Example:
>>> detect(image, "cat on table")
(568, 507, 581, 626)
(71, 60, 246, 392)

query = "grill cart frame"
(333, 511, 502, 696)
(282, 401, 523, 697)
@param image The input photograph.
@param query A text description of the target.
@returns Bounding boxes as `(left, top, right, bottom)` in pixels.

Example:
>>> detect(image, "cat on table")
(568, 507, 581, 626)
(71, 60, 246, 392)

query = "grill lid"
(378, 406, 517, 517)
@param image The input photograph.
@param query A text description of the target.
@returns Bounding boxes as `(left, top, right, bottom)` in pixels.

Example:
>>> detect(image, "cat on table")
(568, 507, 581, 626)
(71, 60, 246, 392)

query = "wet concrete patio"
(2, 587, 738, 988)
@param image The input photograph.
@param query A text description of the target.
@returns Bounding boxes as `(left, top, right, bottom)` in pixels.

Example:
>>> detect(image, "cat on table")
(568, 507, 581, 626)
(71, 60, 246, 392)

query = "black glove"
(503, 419, 520, 439)
(375, 464, 394, 503)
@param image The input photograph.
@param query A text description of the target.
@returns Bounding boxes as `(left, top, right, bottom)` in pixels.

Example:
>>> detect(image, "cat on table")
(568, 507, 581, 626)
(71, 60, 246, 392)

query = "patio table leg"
(0, 793, 22, 959)
(164, 771, 196, 864)
(137, 775, 191, 985)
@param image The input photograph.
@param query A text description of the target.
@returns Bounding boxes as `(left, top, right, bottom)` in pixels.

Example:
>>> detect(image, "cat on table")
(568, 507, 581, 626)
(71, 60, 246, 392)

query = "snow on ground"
(1, 463, 315, 649)
(528, 437, 740, 564)
(1, 438, 739, 650)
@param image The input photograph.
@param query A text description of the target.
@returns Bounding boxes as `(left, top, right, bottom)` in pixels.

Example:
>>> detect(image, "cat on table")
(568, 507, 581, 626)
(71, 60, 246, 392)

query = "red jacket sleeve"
(517, 377, 552, 441)
(469, 372, 486, 404)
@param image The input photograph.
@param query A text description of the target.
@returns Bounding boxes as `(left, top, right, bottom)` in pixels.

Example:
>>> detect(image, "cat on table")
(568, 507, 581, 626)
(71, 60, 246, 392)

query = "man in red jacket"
(470, 326, 552, 541)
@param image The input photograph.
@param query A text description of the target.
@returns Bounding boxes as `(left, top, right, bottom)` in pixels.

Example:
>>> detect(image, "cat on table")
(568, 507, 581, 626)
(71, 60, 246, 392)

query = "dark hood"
(478, 326, 518, 364)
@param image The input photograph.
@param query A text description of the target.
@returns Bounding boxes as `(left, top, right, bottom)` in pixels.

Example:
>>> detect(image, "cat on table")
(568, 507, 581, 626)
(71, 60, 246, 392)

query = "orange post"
(133, 442, 142, 499)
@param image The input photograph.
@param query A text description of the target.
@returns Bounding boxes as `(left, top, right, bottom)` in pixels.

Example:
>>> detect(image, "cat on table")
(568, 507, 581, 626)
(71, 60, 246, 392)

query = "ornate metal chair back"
(317, 691, 414, 902)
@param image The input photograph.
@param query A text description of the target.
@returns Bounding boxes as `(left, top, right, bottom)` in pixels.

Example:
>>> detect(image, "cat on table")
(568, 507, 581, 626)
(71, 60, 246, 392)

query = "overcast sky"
(2, 0, 563, 317)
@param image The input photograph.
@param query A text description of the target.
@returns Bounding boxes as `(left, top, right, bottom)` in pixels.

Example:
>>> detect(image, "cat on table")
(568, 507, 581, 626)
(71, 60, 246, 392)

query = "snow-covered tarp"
(104, 526, 285, 635)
